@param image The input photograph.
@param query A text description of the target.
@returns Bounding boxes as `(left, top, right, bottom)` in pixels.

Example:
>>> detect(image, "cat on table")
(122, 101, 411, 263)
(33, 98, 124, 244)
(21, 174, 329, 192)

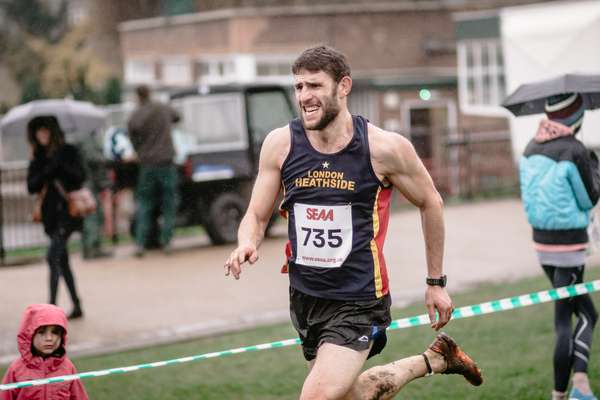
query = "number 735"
(301, 228, 343, 248)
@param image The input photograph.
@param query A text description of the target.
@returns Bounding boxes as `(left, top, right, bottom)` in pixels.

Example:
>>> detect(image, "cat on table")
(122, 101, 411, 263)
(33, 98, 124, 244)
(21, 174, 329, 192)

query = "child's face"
(32, 325, 63, 355)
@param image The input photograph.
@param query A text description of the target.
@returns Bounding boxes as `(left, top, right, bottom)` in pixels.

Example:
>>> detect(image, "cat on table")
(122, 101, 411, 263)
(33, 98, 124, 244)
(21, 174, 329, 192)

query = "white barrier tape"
(2, 279, 599, 391)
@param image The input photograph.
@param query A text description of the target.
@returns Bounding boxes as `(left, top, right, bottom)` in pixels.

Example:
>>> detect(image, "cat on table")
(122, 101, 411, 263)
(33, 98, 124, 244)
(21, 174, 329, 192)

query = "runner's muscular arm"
(224, 126, 290, 280)
(370, 126, 452, 330)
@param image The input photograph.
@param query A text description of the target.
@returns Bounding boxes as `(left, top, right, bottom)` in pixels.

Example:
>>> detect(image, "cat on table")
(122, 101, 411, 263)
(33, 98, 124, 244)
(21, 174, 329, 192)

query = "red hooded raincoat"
(1, 304, 88, 400)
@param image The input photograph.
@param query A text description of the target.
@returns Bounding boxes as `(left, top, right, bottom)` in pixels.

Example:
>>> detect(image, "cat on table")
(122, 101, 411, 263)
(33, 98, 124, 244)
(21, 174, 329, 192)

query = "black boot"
(68, 304, 83, 320)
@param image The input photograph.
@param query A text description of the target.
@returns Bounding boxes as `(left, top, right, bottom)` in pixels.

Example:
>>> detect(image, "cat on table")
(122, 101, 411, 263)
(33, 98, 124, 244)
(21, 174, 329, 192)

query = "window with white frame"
(195, 59, 236, 84)
(161, 58, 192, 86)
(254, 55, 295, 84)
(256, 60, 291, 77)
(457, 39, 506, 113)
(124, 59, 155, 85)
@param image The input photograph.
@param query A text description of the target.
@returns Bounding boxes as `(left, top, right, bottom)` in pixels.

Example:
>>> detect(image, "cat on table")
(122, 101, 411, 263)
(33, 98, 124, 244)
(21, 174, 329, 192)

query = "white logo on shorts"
(358, 335, 369, 342)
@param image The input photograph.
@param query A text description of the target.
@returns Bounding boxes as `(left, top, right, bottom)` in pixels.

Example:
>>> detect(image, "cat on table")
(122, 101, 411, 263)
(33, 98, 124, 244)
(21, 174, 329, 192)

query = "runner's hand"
(224, 244, 258, 280)
(425, 286, 453, 331)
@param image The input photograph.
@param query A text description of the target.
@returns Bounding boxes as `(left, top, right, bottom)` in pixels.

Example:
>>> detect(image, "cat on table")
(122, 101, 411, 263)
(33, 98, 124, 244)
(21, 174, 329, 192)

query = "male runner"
(224, 45, 482, 399)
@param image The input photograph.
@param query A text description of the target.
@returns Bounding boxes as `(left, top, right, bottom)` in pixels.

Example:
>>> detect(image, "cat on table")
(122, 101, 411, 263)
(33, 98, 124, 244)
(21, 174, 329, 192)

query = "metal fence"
(405, 128, 518, 200)
(445, 129, 519, 198)
(0, 162, 48, 264)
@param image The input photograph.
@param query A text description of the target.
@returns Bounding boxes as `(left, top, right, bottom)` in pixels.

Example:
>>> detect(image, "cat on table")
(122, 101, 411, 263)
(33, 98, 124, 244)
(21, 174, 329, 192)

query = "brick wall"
(121, 19, 231, 57)
(120, 9, 457, 69)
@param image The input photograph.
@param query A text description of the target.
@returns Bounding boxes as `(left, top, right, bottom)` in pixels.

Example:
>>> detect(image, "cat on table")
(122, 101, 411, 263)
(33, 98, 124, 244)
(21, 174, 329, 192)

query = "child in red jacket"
(1, 304, 88, 400)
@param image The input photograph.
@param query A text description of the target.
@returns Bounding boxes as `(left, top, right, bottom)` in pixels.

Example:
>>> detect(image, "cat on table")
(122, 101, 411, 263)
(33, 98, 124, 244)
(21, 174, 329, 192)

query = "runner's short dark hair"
(292, 45, 351, 82)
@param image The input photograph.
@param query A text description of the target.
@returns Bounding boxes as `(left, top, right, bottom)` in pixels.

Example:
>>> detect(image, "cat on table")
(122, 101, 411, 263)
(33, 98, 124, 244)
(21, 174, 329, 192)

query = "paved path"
(1, 198, 599, 365)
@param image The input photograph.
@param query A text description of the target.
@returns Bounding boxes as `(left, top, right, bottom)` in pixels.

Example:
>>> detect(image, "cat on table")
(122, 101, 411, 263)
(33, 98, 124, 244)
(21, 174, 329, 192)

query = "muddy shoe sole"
(428, 332, 483, 386)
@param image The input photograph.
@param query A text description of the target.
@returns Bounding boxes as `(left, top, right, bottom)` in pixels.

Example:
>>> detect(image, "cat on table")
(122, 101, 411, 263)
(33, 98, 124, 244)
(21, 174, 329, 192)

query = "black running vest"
(280, 115, 392, 301)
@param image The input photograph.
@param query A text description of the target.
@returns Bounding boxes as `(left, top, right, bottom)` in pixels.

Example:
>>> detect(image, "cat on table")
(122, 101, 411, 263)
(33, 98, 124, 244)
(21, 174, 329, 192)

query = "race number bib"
(294, 203, 353, 268)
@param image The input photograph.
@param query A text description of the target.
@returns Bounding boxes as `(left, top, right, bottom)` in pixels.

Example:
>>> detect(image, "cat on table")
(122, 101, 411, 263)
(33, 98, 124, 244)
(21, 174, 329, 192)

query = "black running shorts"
(289, 286, 392, 361)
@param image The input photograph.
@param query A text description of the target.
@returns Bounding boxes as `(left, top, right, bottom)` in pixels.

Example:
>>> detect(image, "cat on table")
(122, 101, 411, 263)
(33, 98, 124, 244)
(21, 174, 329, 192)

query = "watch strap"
(426, 275, 447, 287)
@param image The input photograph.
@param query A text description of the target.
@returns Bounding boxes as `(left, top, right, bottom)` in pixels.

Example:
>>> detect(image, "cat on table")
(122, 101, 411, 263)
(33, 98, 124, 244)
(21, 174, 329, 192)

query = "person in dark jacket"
(520, 93, 599, 400)
(27, 116, 85, 320)
(127, 85, 180, 257)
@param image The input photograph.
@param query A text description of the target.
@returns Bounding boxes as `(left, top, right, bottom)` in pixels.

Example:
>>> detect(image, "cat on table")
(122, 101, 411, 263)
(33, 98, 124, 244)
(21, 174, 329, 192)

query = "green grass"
(2, 268, 600, 399)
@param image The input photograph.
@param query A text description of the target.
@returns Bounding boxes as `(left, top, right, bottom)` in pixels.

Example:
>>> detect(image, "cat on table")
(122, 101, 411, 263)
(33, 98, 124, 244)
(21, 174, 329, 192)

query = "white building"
(455, 0, 600, 158)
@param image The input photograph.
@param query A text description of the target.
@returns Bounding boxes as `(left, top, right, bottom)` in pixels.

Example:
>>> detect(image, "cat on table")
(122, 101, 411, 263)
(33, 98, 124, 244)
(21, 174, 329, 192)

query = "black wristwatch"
(426, 275, 447, 287)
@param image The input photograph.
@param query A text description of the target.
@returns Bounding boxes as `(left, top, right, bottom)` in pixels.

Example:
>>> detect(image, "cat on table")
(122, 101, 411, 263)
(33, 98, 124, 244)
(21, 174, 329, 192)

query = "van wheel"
(205, 193, 247, 245)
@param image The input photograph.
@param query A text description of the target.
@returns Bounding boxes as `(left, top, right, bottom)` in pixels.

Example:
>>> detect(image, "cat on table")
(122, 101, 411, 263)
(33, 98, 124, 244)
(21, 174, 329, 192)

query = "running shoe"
(569, 388, 598, 400)
(428, 332, 483, 386)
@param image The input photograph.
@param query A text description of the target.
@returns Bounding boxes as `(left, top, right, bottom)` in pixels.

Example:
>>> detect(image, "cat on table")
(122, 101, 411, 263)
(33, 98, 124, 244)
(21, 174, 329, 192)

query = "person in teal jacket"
(520, 93, 600, 400)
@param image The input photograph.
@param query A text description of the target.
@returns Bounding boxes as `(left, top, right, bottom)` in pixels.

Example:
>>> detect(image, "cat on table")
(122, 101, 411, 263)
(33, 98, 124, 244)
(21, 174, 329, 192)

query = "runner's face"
(32, 325, 62, 356)
(294, 70, 341, 131)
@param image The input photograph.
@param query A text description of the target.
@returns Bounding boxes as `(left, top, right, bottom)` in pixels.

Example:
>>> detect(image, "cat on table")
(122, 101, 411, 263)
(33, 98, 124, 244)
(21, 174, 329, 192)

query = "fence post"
(0, 167, 5, 265)
(465, 132, 473, 199)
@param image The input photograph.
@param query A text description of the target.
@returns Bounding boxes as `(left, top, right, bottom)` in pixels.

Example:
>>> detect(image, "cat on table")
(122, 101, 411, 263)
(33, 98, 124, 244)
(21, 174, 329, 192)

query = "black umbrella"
(502, 73, 600, 116)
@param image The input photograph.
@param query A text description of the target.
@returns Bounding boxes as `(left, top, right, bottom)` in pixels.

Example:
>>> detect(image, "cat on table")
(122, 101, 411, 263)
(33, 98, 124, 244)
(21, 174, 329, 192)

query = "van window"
(247, 90, 295, 147)
(173, 93, 247, 151)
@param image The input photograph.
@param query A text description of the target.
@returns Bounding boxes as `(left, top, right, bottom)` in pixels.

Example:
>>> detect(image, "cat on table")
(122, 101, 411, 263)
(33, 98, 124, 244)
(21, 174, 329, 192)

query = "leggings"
(47, 226, 81, 308)
(543, 265, 598, 392)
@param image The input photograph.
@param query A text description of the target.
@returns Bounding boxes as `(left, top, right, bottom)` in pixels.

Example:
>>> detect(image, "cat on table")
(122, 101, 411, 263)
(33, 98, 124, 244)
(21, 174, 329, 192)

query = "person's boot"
(162, 243, 173, 255)
(551, 390, 567, 400)
(91, 249, 113, 259)
(68, 304, 84, 320)
(569, 388, 598, 400)
(134, 245, 145, 258)
(428, 332, 483, 386)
